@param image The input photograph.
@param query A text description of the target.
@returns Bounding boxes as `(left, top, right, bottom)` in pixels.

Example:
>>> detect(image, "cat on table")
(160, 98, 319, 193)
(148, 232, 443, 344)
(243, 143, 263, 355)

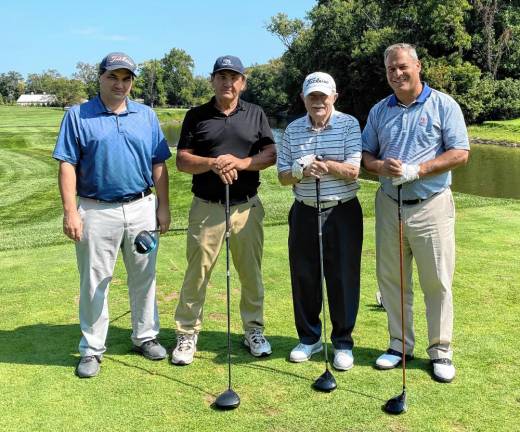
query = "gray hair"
(384, 43, 419, 63)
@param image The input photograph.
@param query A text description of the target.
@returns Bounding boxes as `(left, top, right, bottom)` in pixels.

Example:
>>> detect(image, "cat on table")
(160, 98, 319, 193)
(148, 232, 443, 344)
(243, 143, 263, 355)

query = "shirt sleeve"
(361, 106, 380, 155)
(441, 98, 470, 151)
(344, 116, 362, 167)
(177, 109, 196, 150)
(151, 110, 172, 164)
(52, 110, 80, 164)
(276, 125, 293, 173)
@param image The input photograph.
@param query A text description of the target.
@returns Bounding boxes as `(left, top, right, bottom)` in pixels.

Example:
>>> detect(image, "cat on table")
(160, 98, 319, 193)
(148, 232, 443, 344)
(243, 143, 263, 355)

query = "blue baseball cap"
(212, 55, 245, 75)
(99, 52, 136, 76)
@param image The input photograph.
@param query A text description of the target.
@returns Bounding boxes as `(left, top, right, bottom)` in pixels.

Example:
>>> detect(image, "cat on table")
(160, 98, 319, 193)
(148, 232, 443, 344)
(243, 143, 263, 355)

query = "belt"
(297, 197, 350, 209)
(87, 188, 152, 203)
(386, 190, 440, 206)
(196, 194, 257, 207)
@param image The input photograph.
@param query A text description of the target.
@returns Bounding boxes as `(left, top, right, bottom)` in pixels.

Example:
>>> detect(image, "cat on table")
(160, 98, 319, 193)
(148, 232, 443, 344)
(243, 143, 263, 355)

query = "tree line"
(1, 0, 519, 124)
(254, 0, 520, 124)
(0, 48, 214, 109)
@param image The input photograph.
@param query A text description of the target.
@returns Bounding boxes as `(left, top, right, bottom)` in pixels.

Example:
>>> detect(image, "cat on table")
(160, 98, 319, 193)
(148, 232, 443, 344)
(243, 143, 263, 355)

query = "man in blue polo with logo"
(362, 43, 470, 383)
(53, 52, 171, 378)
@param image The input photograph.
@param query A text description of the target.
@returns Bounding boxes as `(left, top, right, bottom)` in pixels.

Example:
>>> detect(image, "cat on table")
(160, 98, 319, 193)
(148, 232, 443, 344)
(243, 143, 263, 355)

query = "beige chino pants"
(76, 194, 160, 357)
(375, 188, 455, 360)
(175, 195, 265, 334)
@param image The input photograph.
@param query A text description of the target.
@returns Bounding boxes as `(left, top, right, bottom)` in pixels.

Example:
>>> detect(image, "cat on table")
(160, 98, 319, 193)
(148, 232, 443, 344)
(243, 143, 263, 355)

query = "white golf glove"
(292, 154, 316, 180)
(392, 163, 420, 186)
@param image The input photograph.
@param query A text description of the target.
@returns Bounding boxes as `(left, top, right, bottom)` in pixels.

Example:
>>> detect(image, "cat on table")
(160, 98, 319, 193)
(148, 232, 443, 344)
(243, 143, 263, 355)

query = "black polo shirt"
(177, 97, 275, 202)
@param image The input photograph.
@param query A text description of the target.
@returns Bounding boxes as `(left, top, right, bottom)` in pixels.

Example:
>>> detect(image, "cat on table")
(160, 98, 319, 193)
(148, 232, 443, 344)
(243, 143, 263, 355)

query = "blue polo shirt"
(53, 95, 171, 201)
(362, 84, 470, 200)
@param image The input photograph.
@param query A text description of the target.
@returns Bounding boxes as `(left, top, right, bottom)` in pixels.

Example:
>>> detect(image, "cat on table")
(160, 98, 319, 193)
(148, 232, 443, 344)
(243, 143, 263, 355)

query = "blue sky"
(0, 0, 316, 78)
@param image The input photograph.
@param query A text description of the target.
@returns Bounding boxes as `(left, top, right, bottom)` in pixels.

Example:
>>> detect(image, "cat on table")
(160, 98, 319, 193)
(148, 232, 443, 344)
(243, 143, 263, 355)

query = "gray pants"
(375, 188, 455, 360)
(76, 194, 160, 357)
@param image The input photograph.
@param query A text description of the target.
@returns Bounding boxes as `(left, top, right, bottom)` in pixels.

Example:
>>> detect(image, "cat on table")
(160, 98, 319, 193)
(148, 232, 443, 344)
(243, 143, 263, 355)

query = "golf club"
(214, 183, 240, 410)
(312, 173, 337, 393)
(383, 184, 407, 415)
(134, 229, 160, 254)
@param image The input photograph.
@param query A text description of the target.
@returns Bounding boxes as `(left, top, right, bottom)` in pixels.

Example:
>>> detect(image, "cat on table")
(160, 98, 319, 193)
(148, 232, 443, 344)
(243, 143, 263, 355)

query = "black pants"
(288, 198, 363, 349)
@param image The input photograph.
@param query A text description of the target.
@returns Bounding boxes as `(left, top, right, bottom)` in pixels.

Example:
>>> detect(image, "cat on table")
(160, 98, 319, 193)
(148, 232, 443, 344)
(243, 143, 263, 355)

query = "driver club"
(214, 183, 240, 410)
(383, 184, 407, 415)
(134, 229, 160, 254)
(312, 174, 337, 393)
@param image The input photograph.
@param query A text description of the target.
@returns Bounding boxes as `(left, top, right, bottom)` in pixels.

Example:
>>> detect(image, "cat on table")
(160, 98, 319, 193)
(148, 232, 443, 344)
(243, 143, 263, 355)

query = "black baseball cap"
(212, 55, 245, 75)
(99, 52, 136, 76)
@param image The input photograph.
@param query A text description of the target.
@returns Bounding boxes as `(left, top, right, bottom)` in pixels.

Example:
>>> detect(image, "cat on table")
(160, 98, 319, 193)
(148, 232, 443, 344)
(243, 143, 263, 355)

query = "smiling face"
(302, 91, 338, 127)
(385, 48, 422, 101)
(211, 70, 246, 106)
(99, 68, 133, 108)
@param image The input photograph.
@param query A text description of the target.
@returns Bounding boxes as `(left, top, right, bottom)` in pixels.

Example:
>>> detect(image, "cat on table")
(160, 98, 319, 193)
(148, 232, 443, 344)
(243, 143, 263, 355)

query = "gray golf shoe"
(244, 328, 272, 357)
(133, 339, 167, 360)
(76, 355, 102, 378)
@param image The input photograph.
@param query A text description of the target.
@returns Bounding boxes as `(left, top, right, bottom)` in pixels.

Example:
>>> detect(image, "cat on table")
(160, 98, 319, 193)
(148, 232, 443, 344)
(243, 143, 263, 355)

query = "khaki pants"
(375, 188, 455, 360)
(76, 194, 160, 357)
(175, 195, 265, 334)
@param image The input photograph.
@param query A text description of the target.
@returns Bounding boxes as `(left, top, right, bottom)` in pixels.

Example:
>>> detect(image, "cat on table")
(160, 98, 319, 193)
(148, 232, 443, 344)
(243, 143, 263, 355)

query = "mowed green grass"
(468, 118, 520, 143)
(1, 106, 520, 431)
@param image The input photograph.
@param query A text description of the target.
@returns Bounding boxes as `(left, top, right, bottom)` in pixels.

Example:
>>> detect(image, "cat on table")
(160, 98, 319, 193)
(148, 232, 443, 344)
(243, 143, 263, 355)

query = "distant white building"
(16, 93, 56, 106)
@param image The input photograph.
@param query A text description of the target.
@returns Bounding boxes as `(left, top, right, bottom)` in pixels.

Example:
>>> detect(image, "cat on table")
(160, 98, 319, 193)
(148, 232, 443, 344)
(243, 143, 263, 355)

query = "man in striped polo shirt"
(277, 72, 363, 371)
(362, 43, 469, 383)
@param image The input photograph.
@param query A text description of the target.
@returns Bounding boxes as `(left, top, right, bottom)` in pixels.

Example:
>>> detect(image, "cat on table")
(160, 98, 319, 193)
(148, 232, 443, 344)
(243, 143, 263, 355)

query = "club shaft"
(397, 185, 406, 390)
(225, 183, 232, 390)
(316, 178, 330, 369)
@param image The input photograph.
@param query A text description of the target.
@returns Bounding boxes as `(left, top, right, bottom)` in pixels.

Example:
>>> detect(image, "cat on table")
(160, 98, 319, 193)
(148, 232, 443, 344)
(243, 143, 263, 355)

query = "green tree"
(25, 69, 62, 94)
(161, 48, 195, 106)
(0, 71, 24, 103)
(191, 75, 213, 106)
(73, 62, 99, 99)
(242, 59, 289, 115)
(51, 78, 87, 108)
(137, 60, 166, 107)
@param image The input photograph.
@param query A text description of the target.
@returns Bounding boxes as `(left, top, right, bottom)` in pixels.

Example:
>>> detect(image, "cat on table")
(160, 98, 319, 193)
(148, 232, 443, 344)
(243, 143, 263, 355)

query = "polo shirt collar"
(305, 107, 337, 130)
(387, 82, 432, 107)
(210, 96, 245, 116)
(92, 94, 136, 114)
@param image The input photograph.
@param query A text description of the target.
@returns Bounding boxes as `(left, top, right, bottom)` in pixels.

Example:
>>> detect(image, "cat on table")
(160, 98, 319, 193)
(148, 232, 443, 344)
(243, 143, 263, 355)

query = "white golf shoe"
(171, 333, 198, 365)
(289, 341, 323, 362)
(333, 348, 354, 371)
(431, 358, 455, 383)
(244, 328, 272, 357)
(375, 348, 414, 370)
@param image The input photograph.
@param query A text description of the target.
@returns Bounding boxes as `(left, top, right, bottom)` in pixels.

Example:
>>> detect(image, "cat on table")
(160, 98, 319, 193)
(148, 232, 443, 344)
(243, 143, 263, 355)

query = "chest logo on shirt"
(419, 116, 428, 126)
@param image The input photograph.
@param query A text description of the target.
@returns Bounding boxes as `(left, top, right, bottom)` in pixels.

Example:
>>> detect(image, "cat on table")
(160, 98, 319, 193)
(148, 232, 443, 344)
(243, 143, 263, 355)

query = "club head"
(134, 230, 158, 254)
(383, 391, 407, 415)
(312, 369, 337, 392)
(214, 389, 240, 410)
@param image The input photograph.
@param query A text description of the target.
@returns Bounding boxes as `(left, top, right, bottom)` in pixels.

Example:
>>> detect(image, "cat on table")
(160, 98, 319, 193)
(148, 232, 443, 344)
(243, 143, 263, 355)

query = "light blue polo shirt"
(362, 84, 469, 200)
(53, 95, 171, 201)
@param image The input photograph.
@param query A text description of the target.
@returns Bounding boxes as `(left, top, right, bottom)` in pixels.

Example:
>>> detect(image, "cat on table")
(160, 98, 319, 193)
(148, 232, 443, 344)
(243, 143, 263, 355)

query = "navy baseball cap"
(99, 52, 136, 76)
(212, 55, 245, 75)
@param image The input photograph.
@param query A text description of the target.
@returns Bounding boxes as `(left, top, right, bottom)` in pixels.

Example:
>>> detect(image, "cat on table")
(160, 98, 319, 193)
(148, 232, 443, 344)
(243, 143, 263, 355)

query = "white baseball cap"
(302, 72, 336, 96)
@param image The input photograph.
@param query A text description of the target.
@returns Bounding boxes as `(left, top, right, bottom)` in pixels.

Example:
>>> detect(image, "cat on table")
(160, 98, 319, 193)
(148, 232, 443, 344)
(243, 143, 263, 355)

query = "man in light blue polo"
(362, 43, 469, 383)
(53, 52, 171, 378)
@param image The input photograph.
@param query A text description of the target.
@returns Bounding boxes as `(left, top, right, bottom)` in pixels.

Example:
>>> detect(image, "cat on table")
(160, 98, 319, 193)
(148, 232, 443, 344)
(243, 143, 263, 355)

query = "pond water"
(162, 122, 520, 200)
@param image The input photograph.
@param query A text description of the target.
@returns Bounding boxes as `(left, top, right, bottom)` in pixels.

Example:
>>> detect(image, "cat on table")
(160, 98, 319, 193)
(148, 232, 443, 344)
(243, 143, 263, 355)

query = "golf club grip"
(397, 185, 406, 388)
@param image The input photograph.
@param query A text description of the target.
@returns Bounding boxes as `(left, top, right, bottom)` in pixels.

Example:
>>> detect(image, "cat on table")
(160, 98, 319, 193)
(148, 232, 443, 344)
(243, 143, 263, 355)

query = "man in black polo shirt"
(172, 55, 276, 365)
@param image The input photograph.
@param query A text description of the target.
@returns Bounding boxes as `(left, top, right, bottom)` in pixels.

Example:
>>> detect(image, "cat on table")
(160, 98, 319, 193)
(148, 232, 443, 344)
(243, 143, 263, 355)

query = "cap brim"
(303, 85, 334, 97)
(212, 67, 245, 75)
(104, 65, 136, 76)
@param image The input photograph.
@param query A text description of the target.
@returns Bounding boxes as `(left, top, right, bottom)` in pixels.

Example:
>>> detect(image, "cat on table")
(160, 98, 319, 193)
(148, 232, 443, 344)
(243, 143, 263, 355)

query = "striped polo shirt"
(277, 110, 362, 203)
(362, 83, 470, 201)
